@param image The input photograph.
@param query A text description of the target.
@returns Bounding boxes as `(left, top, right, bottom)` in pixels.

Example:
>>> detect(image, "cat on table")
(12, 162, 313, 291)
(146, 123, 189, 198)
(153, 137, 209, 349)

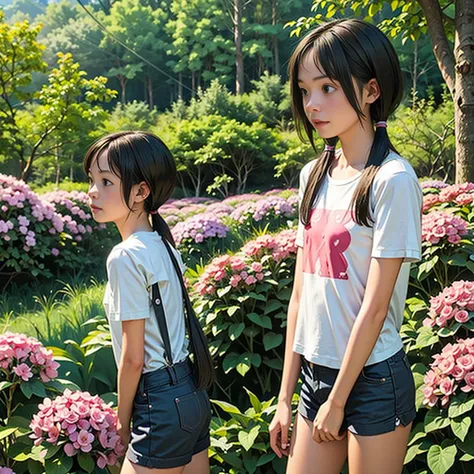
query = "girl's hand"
(269, 401, 293, 458)
(117, 420, 131, 448)
(312, 400, 346, 443)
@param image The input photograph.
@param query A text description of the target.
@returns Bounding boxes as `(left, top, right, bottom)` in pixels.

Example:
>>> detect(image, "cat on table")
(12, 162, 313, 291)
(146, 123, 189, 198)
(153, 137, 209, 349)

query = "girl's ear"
(364, 78, 381, 104)
(133, 181, 151, 204)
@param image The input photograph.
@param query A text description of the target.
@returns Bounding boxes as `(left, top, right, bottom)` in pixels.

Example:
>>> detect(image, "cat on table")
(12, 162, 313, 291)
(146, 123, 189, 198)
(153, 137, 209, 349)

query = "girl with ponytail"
(84, 131, 213, 474)
(269, 19, 422, 474)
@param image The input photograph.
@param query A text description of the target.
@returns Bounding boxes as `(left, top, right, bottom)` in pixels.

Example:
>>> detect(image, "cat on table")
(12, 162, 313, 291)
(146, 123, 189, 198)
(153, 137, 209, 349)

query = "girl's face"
(297, 52, 374, 139)
(87, 151, 133, 224)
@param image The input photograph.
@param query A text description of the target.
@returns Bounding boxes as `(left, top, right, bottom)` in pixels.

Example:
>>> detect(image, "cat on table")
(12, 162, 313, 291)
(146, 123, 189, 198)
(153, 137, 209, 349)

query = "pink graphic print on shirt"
(303, 209, 352, 279)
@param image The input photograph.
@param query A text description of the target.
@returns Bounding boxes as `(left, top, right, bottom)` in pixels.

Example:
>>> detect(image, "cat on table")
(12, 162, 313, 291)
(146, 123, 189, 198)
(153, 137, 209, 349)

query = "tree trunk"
(55, 146, 60, 187)
(234, 0, 244, 94)
(118, 76, 127, 104)
(192, 70, 196, 92)
(454, 0, 474, 183)
(178, 72, 183, 100)
(147, 75, 154, 110)
(70, 153, 74, 181)
(412, 40, 418, 106)
(272, 0, 280, 76)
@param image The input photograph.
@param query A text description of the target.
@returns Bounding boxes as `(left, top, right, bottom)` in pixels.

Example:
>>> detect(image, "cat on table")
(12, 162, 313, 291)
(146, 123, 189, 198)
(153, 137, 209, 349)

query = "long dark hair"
(289, 19, 404, 226)
(84, 131, 214, 389)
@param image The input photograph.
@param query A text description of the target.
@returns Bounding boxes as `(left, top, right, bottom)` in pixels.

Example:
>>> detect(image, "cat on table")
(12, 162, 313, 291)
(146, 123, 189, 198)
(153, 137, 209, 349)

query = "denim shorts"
(298, 349, 416, 436)
(127, 359, 211, 469)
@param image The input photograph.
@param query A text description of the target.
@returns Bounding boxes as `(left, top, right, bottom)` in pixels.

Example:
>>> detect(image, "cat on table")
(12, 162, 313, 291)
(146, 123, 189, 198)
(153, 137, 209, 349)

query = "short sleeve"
(106, 249, 150, 322)
(371, 172, 422, 263)
(296, 162, 314, 247)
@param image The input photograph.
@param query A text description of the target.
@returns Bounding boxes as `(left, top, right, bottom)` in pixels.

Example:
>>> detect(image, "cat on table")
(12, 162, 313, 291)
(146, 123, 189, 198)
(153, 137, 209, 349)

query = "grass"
(1, 276, 107, 348)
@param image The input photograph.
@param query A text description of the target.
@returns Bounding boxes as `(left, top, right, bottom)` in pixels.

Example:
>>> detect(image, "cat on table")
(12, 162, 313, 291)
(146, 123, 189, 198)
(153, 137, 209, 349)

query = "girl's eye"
(103, 179, 112, 186)
(323, 84, 336, 94)
(300, 88, 308, 96)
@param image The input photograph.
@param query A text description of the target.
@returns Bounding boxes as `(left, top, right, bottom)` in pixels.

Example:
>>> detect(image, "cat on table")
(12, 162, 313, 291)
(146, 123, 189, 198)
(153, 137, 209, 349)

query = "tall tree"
(234, 0, 244, 93)
(101, 0, 169, 107)
(290, 0, 474, 183)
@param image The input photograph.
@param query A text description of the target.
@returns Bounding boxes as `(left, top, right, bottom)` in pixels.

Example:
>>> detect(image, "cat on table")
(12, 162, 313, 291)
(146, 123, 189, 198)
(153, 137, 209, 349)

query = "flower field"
(1, 174, 474, 473)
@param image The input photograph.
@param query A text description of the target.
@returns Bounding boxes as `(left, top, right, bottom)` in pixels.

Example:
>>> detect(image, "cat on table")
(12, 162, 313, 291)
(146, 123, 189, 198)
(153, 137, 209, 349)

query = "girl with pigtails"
(269, 19, 422, 474)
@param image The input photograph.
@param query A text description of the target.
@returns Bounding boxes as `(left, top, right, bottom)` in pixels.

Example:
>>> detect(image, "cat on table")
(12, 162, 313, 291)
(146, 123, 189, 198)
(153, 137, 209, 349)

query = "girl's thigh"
(347, 422, 412, 474)
(120, 457, 184, 474)
(287, 413, 348, 474)
(182, 448, 209, 474)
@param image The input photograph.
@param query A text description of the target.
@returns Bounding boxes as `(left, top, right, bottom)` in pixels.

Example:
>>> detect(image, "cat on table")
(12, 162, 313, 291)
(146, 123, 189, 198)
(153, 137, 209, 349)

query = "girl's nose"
(88, 183, 98, 199)
(305, 92, 321, 113)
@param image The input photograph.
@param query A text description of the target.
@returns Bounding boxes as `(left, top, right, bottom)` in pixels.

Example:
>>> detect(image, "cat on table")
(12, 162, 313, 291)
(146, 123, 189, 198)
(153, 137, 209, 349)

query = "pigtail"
(351, 120, 399, 226)
(300, 137, 339, 226)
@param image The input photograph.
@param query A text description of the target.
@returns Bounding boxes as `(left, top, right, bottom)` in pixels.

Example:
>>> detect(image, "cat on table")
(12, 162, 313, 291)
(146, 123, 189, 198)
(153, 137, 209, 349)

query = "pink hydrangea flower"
(423, 281, 474, 330)
(0, 332, 59, 384)
(30, 389, 125, 467)
(195, 229, 297, 296)
(421, 211, 469, 245)
(172, 213, 229, 246)
(423, 338, 474, 406)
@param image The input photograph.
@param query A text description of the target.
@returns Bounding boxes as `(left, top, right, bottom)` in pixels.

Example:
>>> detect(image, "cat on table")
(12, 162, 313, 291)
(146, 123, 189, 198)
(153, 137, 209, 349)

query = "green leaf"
(408, 422, 426, 446)
(45, 453, 73, 474)
(44, 444, 62, 460)
(457, 430, 474, 455)
(247, 312, 272, 329)
(222, 352, 239, 374)
(243, 454, 258, 474)
(20, 382, 33, 399)
(211, 399, 242, 415)
(238, 425, 260, 451)
(0, 426, 18, 440)
(263, 332, 283, 351)
(228, 322, 245, 341)
(0, 381, 13, 391)
(448, 394, 474, 418)
(248, 292, 266, 302)
(416, 327, 439, 349)
(424, 408, 450, 433)
(450, 416, 471, 441)
(236, 353, 252, 376)
(28, 460, 44, 474)
(427, 444, 457, 474)
(28, 380, 47, 398)
(245, 388, 262, 413)
(264, 300, 283, 314)
(227, 306, 240, 317)
(78, 452, 95, 473)
(257, 452, 276, 466)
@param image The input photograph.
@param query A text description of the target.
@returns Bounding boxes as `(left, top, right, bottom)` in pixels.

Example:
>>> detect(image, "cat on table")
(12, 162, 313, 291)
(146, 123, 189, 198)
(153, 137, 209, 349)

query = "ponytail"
(152, 212, 215, 390)
(151, 212, 176, 248)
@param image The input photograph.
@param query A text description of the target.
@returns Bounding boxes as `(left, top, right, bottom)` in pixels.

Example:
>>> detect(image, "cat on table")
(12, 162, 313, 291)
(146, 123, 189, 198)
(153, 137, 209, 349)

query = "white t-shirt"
(103, 231, 189, 373)
(294, 151, 422, 369)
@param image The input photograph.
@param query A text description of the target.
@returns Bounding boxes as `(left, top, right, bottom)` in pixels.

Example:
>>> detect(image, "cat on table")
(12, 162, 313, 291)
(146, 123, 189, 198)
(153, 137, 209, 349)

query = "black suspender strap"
(151, 283, 174, 367)
(150, 238, 195, 373)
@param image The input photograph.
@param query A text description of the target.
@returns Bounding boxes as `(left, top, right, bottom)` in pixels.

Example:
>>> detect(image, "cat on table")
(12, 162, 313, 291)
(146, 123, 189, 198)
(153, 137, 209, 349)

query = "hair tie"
(324, 145, 335, 152)
(375, 121, 387, 128)
(150, 209, 159, 215)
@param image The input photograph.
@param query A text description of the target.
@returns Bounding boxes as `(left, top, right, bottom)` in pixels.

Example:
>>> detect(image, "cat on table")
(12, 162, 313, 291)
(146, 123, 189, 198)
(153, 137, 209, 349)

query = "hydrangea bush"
(0, 174, 64, 282)
(0, 333, 64, 473)
(228, 196, 296, 233)
(194, 229, 297, 405)
(30, 389, 125, 472)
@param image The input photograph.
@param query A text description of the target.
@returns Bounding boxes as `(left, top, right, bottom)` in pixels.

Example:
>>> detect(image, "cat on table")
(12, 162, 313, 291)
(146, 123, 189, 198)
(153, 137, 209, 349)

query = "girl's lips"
(90, 205, 102, 211)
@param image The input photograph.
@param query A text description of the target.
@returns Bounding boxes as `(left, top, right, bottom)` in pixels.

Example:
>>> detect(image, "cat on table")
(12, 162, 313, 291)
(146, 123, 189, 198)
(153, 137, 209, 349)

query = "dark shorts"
(127, 359, 211, 469)
(298, 349, 416, 436)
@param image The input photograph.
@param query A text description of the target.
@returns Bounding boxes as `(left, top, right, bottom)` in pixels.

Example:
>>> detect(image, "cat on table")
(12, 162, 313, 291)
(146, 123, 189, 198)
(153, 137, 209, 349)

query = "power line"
(74, 0, 195, 94)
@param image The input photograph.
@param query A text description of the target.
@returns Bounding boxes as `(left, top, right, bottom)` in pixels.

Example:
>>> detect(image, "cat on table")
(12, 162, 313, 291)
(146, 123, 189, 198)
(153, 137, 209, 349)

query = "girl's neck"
(116, 212, 153, 241)
(337, 117, 375, 170)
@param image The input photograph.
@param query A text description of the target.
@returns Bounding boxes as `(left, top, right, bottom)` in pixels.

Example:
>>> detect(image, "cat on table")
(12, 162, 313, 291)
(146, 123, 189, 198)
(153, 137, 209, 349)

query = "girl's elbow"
(121, 355, 144, 372)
